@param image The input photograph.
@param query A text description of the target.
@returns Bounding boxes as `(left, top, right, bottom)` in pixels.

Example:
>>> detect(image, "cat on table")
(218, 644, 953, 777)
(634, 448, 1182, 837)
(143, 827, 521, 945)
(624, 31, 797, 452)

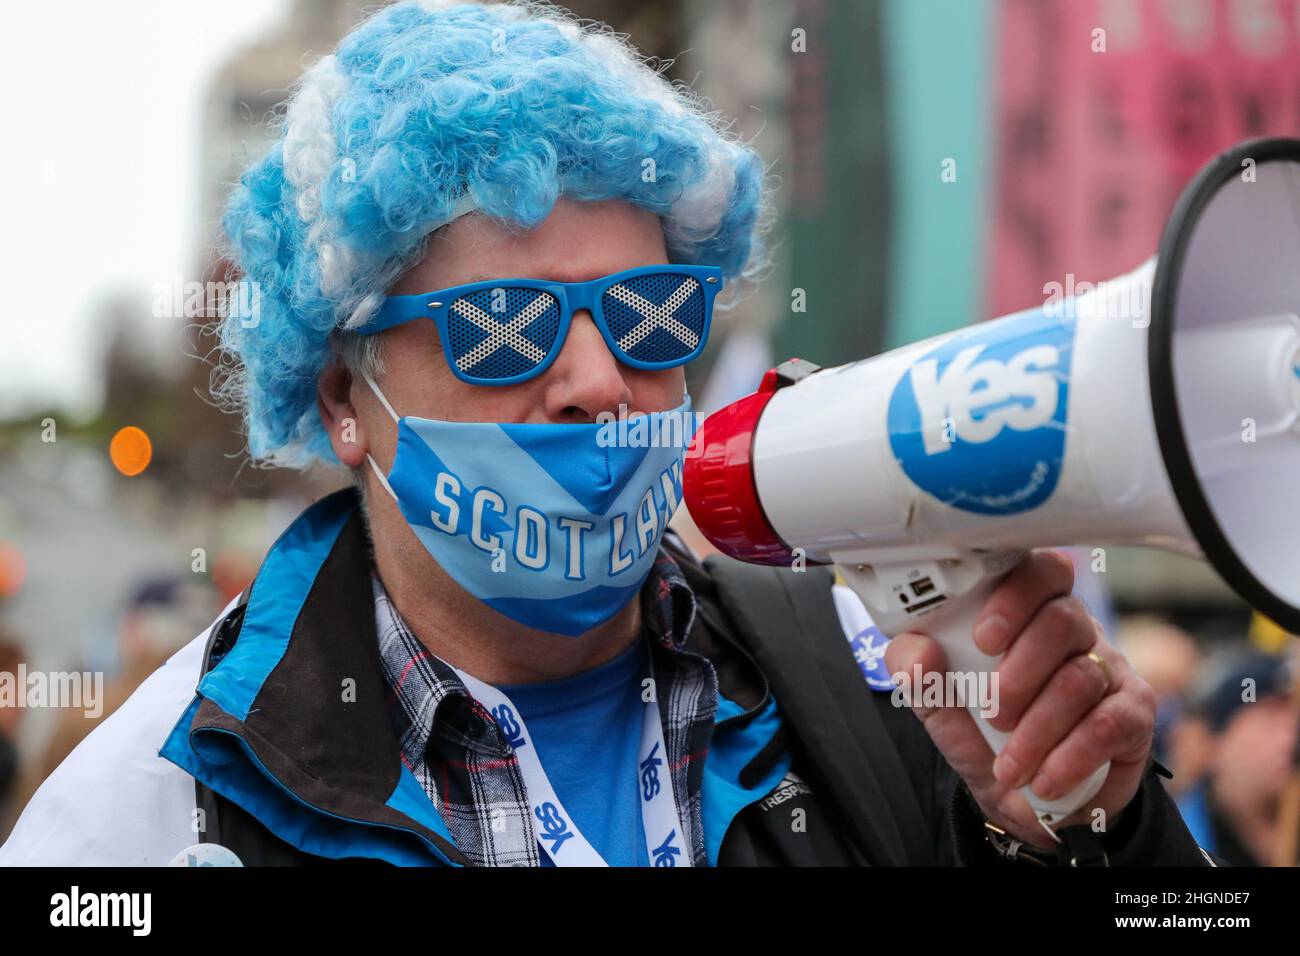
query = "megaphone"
(684, 137, 1300, 826)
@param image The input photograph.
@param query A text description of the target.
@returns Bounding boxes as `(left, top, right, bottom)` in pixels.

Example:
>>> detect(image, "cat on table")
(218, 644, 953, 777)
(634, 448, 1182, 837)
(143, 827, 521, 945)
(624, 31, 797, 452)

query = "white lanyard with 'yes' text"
(451, 664, 691, 867)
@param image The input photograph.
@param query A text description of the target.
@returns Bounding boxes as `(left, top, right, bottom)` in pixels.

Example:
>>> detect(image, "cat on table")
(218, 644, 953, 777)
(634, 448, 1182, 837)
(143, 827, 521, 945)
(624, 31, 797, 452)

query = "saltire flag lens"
(444, 273, 709, 380)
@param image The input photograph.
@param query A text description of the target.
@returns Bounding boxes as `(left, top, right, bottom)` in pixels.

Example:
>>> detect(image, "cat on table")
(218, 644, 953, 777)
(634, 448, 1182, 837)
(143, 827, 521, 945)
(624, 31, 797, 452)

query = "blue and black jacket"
(159, 488, 1212, 866)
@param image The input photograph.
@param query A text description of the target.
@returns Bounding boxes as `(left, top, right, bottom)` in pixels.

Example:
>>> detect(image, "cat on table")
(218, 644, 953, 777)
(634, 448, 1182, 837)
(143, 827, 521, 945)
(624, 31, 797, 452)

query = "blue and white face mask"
(362, 374, 695, 637)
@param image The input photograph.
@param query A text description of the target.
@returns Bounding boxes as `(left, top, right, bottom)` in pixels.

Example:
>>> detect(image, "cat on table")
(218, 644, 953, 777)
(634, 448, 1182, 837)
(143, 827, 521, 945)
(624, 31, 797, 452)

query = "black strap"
(703, 556, 934, 866)
(1056, 825, 1110, 867)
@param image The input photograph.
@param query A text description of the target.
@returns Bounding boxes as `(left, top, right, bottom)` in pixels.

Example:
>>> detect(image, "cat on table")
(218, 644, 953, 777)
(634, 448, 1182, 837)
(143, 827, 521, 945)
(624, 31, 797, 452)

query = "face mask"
(362, 374, 695, 637)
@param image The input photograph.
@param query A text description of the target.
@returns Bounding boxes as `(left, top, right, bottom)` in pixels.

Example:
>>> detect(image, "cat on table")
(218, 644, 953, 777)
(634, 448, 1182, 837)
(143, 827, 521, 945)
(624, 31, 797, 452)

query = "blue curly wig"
(217, 0, 773, 468)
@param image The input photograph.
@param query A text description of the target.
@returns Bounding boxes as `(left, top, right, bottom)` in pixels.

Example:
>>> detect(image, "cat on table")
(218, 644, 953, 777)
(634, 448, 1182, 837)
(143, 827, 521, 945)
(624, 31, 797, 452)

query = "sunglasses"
(358, 264, 724, 386)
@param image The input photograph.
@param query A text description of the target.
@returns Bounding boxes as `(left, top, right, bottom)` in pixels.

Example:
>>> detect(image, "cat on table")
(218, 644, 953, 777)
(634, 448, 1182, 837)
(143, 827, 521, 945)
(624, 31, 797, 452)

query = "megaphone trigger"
(836, 550, 1110, 826)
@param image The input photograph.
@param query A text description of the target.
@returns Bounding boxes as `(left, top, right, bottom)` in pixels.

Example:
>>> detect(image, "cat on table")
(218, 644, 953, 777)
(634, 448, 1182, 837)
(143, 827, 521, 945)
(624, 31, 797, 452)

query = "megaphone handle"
(837, 553, 1110, 827)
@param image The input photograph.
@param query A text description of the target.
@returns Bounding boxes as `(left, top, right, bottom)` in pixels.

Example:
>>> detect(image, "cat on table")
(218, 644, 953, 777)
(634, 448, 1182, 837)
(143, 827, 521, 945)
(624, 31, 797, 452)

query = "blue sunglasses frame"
(358, 263, 724, 386)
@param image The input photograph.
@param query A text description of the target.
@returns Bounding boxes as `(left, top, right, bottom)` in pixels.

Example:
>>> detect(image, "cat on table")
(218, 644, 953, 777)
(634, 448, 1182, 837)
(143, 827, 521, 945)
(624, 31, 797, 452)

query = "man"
(1175, 650, 1296, 866)
(0, 0, 1209, 866)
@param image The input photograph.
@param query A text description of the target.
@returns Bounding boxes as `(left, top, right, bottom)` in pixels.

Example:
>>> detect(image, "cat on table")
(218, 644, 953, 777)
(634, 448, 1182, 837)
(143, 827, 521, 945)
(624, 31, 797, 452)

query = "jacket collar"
(160, 487, 786, 866)
(162, 489, 464, 864)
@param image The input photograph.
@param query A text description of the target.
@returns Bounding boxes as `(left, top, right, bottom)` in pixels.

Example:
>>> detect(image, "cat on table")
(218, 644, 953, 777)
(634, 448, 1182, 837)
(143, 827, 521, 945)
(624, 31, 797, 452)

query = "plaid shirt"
(373, 549, 717, 866)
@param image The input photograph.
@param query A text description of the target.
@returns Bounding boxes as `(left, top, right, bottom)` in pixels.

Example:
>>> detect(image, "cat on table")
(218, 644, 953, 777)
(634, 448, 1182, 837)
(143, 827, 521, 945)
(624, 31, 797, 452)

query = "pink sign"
(988, 0, 1300, 316)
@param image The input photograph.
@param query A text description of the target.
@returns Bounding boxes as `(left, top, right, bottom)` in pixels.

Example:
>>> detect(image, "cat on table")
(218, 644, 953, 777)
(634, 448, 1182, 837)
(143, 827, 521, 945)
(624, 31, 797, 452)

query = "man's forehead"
(399, 200, 668, 293)
(462, 265, 663, 284)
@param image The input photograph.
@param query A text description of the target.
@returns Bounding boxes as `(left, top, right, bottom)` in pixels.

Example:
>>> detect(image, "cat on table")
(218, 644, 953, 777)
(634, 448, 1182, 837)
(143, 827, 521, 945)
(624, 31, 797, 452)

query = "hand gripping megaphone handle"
(835, 550, 1110, 827)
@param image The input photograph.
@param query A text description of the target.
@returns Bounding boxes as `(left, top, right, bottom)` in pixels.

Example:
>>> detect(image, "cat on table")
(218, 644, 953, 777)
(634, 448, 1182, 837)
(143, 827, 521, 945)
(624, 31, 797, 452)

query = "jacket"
(0, 488, 1213, 866)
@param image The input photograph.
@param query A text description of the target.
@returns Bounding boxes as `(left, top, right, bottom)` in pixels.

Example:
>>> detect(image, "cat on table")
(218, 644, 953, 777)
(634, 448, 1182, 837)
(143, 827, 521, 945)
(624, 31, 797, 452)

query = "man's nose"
(541, 311, 633, 423)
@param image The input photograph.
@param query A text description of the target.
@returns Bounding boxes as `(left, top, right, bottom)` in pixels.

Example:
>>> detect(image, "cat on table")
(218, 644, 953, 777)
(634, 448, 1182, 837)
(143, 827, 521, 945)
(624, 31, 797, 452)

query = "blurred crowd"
(1119, 615, 1299, 866)
(0, 568, 245, 841)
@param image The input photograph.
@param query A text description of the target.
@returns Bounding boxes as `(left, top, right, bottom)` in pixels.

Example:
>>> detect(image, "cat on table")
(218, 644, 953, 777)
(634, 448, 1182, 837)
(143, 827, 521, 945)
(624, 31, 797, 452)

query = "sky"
(0, 0, 289, 421)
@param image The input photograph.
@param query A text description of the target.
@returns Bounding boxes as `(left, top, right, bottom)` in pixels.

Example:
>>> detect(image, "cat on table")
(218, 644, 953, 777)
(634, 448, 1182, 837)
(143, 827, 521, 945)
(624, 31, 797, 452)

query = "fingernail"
(974, 613, 1008, 651)
(1030, 771, 1057, 800)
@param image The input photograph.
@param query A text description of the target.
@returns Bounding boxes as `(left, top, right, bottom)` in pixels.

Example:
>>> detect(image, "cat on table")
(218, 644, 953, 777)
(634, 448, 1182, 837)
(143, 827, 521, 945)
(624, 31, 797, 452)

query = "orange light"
(0, 541, 24, 598)
(109, 426, 153, 477)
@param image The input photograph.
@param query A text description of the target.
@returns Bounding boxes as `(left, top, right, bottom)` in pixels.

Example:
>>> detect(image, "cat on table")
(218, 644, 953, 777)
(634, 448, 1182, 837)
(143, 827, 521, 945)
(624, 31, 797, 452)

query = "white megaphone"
(684, 137, 1300, 828)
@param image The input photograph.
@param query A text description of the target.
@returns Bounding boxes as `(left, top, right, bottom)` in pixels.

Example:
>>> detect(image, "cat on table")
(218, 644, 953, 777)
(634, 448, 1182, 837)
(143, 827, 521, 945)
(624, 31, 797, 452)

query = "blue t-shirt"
(498, 638, 651, 867)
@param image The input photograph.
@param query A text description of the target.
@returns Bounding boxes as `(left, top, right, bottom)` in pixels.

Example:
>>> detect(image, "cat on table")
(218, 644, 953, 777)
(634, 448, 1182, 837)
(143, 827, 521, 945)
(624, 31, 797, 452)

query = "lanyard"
(451, 662, 691, 867)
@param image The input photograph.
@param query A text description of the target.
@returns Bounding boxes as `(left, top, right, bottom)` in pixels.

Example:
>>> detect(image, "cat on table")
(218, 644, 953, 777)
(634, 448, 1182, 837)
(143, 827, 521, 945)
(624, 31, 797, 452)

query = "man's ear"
(317, 359, 368, 468)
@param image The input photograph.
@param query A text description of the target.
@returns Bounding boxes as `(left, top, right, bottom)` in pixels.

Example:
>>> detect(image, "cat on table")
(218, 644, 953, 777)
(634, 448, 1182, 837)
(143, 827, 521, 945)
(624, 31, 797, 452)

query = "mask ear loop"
(359, 370, 400, 501)
(361, 370, 400, 423)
